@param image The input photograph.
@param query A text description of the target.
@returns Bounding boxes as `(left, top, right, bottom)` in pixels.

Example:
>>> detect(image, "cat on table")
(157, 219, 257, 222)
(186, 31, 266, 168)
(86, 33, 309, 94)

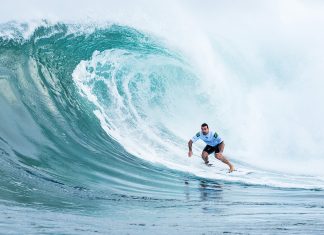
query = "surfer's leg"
(214, 144, 234, 172)
(201, 151, 209, 164)
(215, 154, 234, 172)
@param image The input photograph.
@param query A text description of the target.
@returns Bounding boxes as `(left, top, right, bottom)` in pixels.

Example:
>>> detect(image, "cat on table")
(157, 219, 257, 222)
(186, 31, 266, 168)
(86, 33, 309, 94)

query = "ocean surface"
(1, 17, 324, 234)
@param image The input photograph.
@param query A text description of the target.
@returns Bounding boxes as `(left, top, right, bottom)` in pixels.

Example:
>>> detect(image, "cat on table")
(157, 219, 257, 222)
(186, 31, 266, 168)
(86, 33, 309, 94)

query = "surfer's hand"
(188, 151, 193, 157)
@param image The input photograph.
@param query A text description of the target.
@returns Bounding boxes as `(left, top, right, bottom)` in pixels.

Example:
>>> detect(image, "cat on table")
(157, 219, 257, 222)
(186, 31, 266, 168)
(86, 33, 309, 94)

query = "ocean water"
(1, 1, 324, 234)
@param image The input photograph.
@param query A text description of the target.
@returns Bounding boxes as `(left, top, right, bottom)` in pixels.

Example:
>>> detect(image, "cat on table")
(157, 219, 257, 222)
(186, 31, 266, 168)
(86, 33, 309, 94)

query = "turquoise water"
(1, 22, 324, 234)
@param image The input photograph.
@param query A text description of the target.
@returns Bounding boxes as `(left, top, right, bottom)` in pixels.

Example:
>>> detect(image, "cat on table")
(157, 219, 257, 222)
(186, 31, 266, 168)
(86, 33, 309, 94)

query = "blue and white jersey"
(191, 131, 223, 147)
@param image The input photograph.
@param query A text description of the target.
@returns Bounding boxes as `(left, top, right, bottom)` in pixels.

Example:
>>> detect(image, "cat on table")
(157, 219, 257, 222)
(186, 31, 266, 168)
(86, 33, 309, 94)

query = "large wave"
(1, 21, 324, 209)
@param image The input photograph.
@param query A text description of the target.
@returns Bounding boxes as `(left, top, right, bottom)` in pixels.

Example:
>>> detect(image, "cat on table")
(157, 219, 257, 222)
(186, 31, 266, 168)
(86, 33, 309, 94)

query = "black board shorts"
(203, 141, 223, 155)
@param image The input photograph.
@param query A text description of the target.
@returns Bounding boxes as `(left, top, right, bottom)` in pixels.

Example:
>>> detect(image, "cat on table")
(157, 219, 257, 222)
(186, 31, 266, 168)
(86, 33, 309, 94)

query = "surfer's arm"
(188, 140, 193, 157)
(188, 140, 193, 151)
(188, 133, 199, 157)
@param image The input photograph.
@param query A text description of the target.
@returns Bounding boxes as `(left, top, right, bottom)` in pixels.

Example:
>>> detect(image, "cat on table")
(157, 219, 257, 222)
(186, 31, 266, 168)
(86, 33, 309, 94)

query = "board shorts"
(203, 141, 223, 155)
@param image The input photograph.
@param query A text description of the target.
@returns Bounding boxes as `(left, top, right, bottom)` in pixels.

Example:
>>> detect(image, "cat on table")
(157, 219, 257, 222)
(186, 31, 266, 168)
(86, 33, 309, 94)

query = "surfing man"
(188, 123, 235, 173)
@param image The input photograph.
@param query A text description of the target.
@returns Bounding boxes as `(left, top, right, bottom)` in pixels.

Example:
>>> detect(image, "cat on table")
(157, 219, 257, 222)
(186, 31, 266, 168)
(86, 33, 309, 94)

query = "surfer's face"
(201, 126, 209, 135)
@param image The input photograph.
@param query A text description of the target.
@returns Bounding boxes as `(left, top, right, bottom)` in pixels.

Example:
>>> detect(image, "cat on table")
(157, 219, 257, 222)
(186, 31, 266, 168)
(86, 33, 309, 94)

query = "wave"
(0, 21, 324, 207)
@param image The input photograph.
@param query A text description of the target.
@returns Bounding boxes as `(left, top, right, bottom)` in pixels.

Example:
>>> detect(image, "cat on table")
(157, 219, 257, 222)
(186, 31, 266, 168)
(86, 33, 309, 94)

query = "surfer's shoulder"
(213, 131, 219, 138)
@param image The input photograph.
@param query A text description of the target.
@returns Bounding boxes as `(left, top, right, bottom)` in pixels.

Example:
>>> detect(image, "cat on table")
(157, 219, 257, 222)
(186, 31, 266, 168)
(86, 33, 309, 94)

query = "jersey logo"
(213, 132, 218, 138)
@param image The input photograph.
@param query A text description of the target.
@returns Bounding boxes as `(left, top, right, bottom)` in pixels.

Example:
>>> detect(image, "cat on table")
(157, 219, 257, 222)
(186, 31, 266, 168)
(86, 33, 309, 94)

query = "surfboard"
(202, 163, 253, 175)
(219, 168, 253, 175)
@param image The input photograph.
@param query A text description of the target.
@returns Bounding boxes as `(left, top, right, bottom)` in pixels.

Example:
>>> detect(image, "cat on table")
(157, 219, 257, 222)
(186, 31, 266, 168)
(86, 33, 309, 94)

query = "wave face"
(1, 21, 324, 211)
(0, 23, 197, 206)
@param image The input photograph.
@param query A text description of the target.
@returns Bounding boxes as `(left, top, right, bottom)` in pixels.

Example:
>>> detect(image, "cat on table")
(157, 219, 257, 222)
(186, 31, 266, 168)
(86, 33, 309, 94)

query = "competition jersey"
(191, 130, 223, 147)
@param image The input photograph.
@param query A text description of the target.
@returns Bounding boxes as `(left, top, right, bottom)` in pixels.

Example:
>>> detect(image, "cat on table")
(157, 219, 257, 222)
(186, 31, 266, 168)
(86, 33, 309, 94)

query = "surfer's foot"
(228, 165, 235, 173)
(204, 160, 209, 165)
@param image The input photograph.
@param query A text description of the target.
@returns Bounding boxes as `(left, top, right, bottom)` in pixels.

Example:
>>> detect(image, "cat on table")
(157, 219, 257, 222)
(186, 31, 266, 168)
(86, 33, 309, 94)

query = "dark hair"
(201, 123, 208, 128)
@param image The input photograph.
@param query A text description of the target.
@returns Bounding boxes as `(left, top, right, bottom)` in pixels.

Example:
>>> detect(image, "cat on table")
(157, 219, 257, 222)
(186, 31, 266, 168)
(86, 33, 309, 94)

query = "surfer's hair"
(201, 123, 208, 128)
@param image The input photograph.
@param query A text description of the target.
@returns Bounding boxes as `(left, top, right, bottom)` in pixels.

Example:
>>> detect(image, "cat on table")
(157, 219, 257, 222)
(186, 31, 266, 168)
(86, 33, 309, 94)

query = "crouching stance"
(188, 123, 234, 173)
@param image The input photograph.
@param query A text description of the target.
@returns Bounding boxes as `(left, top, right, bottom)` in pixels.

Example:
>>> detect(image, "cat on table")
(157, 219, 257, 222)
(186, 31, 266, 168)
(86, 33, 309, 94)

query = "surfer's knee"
(215, 153, 222, 160)
(201, 152, 208, 162)
(201, 151, 208, 158)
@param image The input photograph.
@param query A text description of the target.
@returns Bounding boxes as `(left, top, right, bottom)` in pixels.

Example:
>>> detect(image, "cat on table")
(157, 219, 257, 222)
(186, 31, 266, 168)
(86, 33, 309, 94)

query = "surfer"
(188, 123, 235, 173)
